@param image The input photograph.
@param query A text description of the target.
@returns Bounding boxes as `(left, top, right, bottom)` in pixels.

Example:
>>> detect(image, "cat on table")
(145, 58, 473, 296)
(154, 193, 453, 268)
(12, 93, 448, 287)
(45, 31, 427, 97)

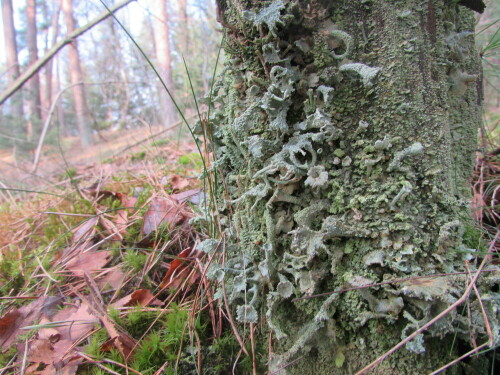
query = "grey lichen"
(387, 142, 424, 172)
(242, 0, 285, 36)
(304, 165, 329, 188)
(236, 304, 258, 323)
(389, 181, 412, 210)
(207, 1, 486, 371)
(374, 135, 392, 150)
(328, 29, 353, 60)
(339, 63, 381, 87)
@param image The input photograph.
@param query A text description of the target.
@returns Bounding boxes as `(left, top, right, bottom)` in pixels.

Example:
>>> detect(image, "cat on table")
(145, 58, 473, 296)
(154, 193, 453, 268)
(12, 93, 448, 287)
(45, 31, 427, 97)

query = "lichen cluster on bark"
(199, 0, 496, 373)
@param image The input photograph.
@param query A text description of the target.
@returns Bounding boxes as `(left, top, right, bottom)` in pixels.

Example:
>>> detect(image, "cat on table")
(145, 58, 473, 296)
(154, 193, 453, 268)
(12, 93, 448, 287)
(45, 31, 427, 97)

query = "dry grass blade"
(355, 231, 499, 375)
(73, 277, 137, 361)
(465, 262, 494, 346)
(429, 342, 489, 375)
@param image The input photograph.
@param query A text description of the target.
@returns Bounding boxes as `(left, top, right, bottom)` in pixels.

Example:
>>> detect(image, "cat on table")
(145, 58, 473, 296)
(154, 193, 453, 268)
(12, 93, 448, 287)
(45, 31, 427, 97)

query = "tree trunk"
(211, 1, 491, 373)
(152, 0, 178, 127)
(178, 0, 189, 53)
(1, 0, 25, 157)
(26, 0, 42, 139)
(61, 0, 93, 147)
(54, 54, 67, 136)
(41, 2, 61, 122)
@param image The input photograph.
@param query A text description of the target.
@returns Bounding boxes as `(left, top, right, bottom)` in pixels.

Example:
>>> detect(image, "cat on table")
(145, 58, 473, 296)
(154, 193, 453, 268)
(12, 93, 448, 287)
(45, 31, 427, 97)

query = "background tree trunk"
(152, 0, 178, 127)
(41, 2, 61, 122)
(1, 0, 25, 157)
(213, 1, 490, 373)
(61, 0, 93, 147)
(26, 0, 42, 139)
(178, 0, 189, 53)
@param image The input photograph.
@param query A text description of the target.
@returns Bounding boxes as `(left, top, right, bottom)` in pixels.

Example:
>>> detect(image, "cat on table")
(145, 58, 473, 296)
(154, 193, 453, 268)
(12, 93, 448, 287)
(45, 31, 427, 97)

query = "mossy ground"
(0, 138, 259, 374)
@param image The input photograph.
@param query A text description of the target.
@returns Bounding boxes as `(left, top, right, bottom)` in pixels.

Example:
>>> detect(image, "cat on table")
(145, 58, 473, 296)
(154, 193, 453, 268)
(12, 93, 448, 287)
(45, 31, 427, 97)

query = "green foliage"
(85, 329, 109, 360)
(131, 151, 147, 162)
(462, 224, 488, 253)
(64, 167, 77, 180)
(178, 152, 203, 168)
(123, 249, 147, 272)
(151, 138, 169, 147)
(0, 346, 18, 369)
(0, 251, 25, 295)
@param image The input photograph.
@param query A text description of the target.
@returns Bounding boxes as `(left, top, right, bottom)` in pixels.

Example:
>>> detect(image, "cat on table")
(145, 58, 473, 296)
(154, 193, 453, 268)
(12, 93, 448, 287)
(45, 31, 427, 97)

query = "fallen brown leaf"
(97, 266, 126, 291)
(58, 217, 99, 262)
(65, 251, 111, 277)
(111, 289, 163, 308)
(0, 296, 61, 350)
(167, 174, 190, 191)
(44, 302, 99, 342)
(160, 248, 204, 290)
(171, 188, 203, 204)
(38, 357, 83, 375)
(142, 196, 189, 236)
(99, 216, 123, 241)
(72, 217, 98, 244)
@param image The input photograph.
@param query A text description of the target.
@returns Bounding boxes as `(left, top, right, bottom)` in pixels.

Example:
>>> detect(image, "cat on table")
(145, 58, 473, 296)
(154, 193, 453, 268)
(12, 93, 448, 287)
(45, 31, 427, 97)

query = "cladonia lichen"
(339, 63, 381, 87)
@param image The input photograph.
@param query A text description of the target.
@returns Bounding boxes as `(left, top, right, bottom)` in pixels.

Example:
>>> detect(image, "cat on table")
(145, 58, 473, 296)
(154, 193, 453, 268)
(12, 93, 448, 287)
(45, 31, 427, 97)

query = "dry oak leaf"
(142, 196, 190, 236)
(111, 289, 163, 308)
(58, 217, 99, 262)
(65, 251, 111, 277)
(167, 174, 190, 191)
(97, 265, 126, 291)
(160, 248, 204, 290)
(0, 296, 61, 350)
(37, 357, 83, 375)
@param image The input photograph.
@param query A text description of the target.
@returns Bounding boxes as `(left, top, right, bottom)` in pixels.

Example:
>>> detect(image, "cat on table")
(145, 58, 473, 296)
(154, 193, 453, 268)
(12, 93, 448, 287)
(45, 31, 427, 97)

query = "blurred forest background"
(0, 0, 221, 188)
(0, 0, 498, 191)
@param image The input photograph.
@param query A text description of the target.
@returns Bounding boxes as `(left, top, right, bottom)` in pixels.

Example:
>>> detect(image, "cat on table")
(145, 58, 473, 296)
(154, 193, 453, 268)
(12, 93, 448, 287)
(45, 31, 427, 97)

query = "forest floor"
(0, 125, 255, 375)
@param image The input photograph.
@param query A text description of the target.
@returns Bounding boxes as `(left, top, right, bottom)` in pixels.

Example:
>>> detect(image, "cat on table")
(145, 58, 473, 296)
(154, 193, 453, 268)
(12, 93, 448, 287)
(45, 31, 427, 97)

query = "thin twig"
(355, 231, 499, 375)
(466, 262, 494, 346)
(250, 323, 257, 375)
(20, 338, 28, 375)
(268, 356, 305, 375)
(76, 352, 123, 375)
(292, 268, 500, 302)
(429, 342, 489, 375)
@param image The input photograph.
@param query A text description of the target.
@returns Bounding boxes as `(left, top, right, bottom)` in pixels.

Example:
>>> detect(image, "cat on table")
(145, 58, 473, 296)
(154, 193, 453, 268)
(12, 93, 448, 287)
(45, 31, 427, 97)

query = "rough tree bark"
(178, 0, 190, 52)
(41, 2, 61, 121)
(26, 0, 42, 138)
(61, 0, 93, 147)
(208, 0, 496, 374)
(152, 0, 179, 127)
(1, 0, 25, 157)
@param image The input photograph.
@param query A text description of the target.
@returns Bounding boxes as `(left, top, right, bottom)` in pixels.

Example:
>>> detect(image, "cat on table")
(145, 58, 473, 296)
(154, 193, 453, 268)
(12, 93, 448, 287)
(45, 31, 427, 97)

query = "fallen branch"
(0, 0, 135, 105)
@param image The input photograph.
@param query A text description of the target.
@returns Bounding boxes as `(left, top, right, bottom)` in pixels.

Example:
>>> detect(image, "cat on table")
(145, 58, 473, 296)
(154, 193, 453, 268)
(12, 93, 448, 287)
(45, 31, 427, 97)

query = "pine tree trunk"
(178, 0, 189, 53)
(26, 0, 42, 138)
(42, 2, 61, 122)
(211, 1, 492, 373)
(152, 0, 179, 127)
(61, 0, 93, 147)
(1, 0, 25, 157)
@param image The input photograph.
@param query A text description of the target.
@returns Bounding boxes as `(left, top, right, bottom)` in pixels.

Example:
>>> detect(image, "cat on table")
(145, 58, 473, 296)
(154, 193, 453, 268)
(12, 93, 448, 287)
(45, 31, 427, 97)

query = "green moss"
(123, 249, 147, 272)
(131, 151, 146, 161)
